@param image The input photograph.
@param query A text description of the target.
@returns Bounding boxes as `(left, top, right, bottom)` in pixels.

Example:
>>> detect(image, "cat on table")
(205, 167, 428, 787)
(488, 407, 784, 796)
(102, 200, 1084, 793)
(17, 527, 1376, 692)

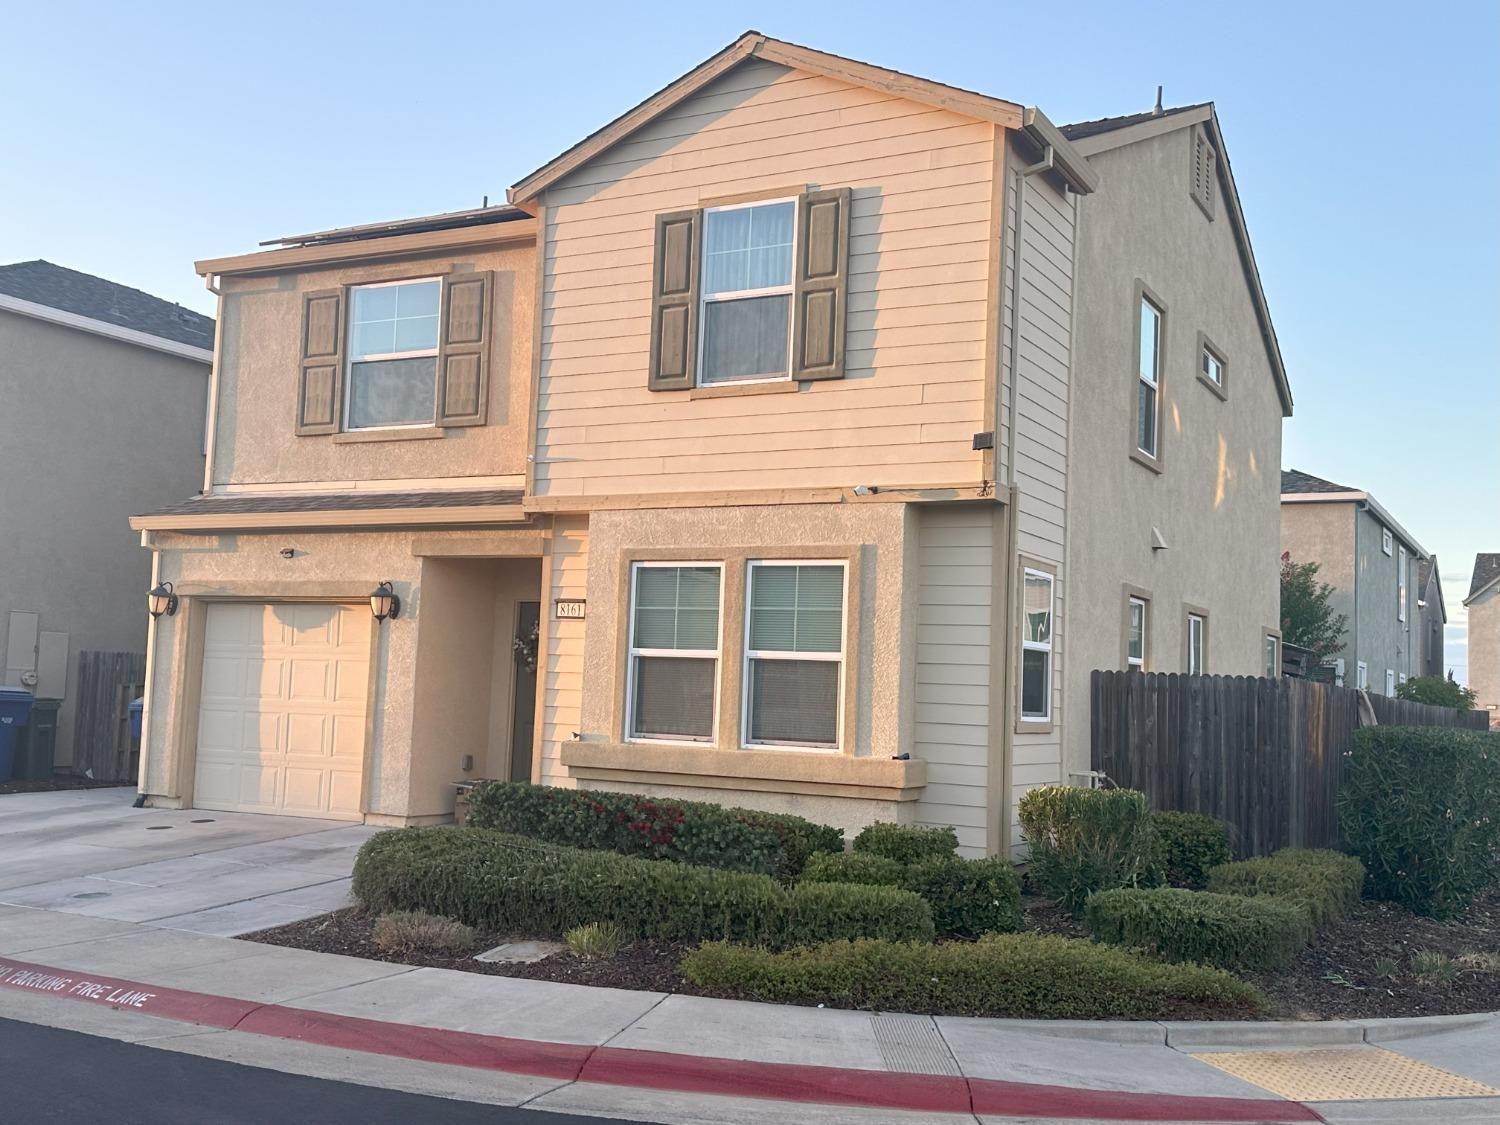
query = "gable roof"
(1418, 554, 1446, 622)
(508, 31, 1097, 204)
(0, 260, 213, 350)
(1468, 553, 1500, 604)
(1059, 103, 1209, 142)
(1282, 468, 1357, 495)
(1281, 467, 1429, 560)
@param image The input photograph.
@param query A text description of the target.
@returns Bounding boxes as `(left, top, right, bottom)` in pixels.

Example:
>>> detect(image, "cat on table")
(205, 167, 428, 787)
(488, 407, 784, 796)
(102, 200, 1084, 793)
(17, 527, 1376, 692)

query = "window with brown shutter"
(296, 289, 345, 435)
(437, 271, 492, 427)
(646, 188, 850, 391)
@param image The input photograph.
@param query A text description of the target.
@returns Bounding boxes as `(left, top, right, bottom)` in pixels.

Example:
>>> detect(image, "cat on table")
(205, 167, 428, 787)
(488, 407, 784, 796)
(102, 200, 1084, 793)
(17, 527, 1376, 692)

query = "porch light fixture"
(147, 581, 179, 618)
(369, 581, 401, 621)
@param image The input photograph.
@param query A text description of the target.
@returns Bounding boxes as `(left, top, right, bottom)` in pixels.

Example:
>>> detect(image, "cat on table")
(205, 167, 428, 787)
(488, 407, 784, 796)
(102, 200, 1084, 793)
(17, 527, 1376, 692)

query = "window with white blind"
(744, 562, 845, 749)
(345, 278, 441, 430)
(699, 200, 796, 385)
(626, 563, 722, 743)
(1021, 569, 1054, 721)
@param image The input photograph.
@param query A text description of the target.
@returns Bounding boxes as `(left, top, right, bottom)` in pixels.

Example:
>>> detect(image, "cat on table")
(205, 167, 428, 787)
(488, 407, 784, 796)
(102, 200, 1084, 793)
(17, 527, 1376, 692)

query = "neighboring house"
(1466, 553, 1500, 727)
(0, 260, 212, 770)
(131, 33, 1289, 856)
(1280, 469, 1427, 693)
(1415, 555, 1446, 679)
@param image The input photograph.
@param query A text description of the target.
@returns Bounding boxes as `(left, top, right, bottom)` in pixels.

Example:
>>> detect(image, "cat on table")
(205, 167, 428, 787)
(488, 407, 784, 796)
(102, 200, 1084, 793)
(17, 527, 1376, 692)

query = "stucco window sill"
(560, 741, 926, 801)
(1129, 448, 1164, 475)
(1014, 720, 1054, 736)
(688, 380, 800, 401)
(1197, 373, 1229, 401)
(331, 427, 446, 444)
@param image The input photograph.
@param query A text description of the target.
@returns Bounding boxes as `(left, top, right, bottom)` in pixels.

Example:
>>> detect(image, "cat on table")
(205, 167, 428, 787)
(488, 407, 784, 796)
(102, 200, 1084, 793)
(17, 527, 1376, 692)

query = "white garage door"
(194, 602, 369, 819)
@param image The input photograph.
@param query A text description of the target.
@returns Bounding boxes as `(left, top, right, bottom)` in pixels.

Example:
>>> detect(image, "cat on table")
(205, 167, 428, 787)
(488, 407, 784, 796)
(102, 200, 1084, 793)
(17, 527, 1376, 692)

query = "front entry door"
(509, 602, 540, 783)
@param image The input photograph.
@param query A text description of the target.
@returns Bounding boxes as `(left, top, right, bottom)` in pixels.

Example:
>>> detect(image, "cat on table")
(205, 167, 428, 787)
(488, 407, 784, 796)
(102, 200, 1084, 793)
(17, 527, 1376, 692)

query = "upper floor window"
(1381, 527, 1393, 556)
(700, 200, 795, 386)
(1202, 346, 1223, 387)
(1136, 297, 1162, 458)
(1398, 546, 1408, 622)
(627, 563, 722, 743)
(1021, 569, 1054, 721)
(346, 279, 441, 430)
(1127, 596, 1149, 669)
(745, 562, 845, 749)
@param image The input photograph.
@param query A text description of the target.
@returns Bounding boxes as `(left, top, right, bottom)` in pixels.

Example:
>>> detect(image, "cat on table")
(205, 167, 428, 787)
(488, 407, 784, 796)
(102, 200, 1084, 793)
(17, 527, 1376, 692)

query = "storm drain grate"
(869, 1014, 960, 1076)
(1191, 1046, 1499, 1102)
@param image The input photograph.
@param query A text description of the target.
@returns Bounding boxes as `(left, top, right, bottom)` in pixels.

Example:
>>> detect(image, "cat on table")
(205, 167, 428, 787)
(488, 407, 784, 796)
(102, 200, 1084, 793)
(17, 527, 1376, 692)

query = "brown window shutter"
(296, 289, 344, 435)
(437, 271, 493, 427)
(648, 209, 700, 391)
(792, 187, 851, 381)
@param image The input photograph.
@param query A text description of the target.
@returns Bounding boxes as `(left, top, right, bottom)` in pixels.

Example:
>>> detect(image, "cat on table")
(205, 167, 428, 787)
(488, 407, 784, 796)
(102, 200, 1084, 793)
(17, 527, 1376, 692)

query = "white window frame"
(1356, 661, 1369, 690)
(742, 559, 847, 752)
(697, 198, 798, 388)
(344, 276, 443, 432)
(1385, 669, 1396, 696)
(1202, 346, 1224, 387)
(1381, 527, 1393, 556)
(1020, 568, 1055, 721)
(1398, 546, 1408, 622)
(624, 561, 724, 746)
(1187, 613, 1206, 675)
(1136, 296, 1163, 457)
(1127, 596, 1149, 669)
(1264, 633, 1279, 678)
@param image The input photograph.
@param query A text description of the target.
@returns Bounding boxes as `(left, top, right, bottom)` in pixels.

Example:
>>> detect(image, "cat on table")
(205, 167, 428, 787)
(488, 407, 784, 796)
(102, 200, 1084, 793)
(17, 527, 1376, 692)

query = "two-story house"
(1466, 553, 1500, 726)
(132, 33, 1290, 855)
(1415, 555, 1446, 679)
(1280, 469, 1428, 693)
(1, 260, 211, 775)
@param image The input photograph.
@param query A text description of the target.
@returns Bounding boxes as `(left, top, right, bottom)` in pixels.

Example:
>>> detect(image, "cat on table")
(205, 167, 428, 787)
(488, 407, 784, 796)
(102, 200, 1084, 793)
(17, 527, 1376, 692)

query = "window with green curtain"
(628, 564, 721, 742)
(746, 563, 844, 748)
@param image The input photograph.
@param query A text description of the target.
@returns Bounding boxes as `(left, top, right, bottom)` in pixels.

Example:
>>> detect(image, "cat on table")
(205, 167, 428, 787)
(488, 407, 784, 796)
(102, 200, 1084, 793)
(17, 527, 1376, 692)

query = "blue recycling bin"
(0, 688, 36, 784)
(129, 697, 144, 740)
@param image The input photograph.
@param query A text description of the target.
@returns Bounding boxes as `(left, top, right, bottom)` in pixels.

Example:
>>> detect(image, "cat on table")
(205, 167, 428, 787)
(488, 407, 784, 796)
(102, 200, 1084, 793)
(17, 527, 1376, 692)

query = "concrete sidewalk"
(3, 899, 1498, 1124)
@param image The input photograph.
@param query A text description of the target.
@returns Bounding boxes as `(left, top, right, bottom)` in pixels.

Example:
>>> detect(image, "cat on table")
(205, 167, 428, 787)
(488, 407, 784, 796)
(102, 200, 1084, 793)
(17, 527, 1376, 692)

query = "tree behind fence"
(1090, 671, 1488, 857)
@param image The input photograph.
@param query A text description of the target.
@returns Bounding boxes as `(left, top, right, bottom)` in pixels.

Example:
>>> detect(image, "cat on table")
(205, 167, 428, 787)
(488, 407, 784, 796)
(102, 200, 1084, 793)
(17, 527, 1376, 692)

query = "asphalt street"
(0, 1017, 649, 1125)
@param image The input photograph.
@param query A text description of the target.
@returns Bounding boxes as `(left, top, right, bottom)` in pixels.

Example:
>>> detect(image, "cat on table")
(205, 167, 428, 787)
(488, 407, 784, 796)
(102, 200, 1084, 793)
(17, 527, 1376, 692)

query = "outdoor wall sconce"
(369, 581, 401, 621)
(147, 581, 179, 618)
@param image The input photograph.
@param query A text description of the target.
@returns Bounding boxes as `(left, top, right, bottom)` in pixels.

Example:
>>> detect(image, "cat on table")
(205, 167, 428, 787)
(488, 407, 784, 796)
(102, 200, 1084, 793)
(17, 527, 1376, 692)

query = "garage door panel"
(194, 603, 368, 821)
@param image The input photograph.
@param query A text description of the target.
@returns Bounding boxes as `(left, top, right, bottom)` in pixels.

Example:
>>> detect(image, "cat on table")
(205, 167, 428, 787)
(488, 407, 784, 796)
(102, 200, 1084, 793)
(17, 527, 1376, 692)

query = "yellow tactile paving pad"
(1191, 1046, 1500, 1102)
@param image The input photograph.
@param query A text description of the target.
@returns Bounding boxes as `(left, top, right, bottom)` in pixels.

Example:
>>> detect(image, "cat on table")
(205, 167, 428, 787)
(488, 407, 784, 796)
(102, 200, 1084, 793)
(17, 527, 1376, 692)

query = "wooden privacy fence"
(73, 650, 146, 782)
(1090, 671, 1489, 857)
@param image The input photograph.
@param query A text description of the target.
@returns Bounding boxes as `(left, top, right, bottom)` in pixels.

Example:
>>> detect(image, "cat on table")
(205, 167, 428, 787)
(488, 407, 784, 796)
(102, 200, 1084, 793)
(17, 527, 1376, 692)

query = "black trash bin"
(16, 699, 60, 781)
(0, 688, 35, 784)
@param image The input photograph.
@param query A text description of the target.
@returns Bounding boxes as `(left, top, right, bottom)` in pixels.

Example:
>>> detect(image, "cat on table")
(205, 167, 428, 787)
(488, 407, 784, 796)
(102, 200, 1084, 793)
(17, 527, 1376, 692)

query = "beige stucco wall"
(0, 310, 207, 766)
(1466, 586, 1500, 719)
(212, 241, 534, 489)
(143, 527, 540, 822)
(535, 57, 996, 498)
(1063, 128, 1285, 773)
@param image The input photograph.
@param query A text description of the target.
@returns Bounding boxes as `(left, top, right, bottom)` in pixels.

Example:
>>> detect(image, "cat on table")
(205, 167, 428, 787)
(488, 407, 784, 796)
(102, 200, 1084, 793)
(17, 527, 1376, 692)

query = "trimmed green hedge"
(1147, 812, 1232, 890)
(1338, 726, 1500, 918)
(852, 822, 959, 864)
(1086, 887, 1312, 971)
(802, 851, 1023, 937)
(464, 780, 842, 879)
(1205, 849, 1365, 929)
(1018, 786, 1153, 914)
(352, 827, 932, 948)
(681, 933, 1263, 1019)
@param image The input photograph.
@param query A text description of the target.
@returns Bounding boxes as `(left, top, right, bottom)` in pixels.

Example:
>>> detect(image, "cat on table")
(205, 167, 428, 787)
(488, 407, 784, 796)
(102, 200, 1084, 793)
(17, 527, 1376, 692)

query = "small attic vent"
(1191, 126, 1217, 220)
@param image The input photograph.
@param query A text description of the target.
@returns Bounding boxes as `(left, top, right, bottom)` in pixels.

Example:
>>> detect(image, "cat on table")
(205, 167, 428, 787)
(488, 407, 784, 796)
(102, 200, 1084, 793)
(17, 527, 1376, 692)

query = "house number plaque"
(554, 599, 586, 620)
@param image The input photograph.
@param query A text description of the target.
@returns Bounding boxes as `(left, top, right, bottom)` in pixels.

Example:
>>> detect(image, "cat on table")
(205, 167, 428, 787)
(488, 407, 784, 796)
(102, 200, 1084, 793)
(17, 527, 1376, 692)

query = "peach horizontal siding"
(536, 59, 994, 498)
(539, 515, 588, 787)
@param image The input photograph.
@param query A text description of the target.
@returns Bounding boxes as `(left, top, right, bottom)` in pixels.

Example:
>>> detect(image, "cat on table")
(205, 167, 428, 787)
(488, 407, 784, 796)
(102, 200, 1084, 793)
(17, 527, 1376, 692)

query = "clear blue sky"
(5, 1, 1495, 678)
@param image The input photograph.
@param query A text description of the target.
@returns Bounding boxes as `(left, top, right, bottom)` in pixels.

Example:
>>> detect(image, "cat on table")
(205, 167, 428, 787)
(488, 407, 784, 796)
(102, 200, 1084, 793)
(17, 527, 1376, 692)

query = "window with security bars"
(745, 562, 845, 749)
(626, 563, 722, 742)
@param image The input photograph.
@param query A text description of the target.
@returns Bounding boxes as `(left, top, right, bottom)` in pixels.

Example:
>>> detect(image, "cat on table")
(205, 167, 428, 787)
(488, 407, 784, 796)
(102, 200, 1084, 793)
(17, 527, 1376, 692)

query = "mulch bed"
(0, 776, 133, 795)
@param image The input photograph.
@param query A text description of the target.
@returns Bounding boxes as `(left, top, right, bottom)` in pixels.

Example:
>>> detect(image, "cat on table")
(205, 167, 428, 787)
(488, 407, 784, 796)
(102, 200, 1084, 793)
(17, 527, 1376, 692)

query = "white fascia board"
(1281, 491, 1428, 560)
(0, 292, 212, 364)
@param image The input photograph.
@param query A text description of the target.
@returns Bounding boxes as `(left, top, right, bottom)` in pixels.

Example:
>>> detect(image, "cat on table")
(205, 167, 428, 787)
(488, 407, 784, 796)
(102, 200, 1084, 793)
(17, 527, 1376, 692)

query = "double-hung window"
(1187, 613, 1206, 675)
(1127, 597, 1149, 669)
(699, 200, 796, 385)
(1397, 546, 1408, 622)
(1385, 669, 1396, 696)
(745, 562, 845, 749)
(1264, 634, 1279, 678)
(1020, 569, 1054, 721)
(345, 278, 441, 430)
(626, 563, 722, 743)
(1356, 661, 1369, 690)
(1136, 297, 1162, 457)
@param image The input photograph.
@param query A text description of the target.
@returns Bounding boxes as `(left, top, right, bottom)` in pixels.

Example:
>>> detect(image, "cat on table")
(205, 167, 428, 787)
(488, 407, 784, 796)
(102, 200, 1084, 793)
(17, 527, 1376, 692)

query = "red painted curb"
(0, 956, 1323, 1122)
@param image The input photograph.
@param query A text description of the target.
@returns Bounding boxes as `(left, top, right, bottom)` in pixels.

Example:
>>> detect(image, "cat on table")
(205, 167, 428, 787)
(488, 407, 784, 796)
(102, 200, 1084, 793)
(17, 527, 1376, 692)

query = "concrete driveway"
(0, 788, 377, 936)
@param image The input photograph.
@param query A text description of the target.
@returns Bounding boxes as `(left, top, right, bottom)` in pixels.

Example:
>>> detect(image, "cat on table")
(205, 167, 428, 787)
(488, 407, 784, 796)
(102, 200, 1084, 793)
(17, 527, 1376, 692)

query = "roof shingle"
(1281, 468, 1358, 495)
(0, 260, 213, 350)
(138, 488, 523, 519)
(1058, 103, 1208, 142)
(1470, 554, 1500, 601)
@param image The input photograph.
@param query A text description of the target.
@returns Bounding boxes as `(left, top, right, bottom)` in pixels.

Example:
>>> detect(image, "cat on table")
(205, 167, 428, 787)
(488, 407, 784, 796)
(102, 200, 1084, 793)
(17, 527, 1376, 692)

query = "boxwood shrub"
(1086, 887, 1312, 971)
(852, 822, 959, 864)
(681, 933, 1263, 1019)
(1205, 848, 1365, 929)
(1338, 725, 1500, 918)
(1146, 811, 1232, 890)
(1018, 786, 1153, 914)
(464, 780, 842, 879)
(352, 827, 932, 948)
(802, 851, 1022, 937)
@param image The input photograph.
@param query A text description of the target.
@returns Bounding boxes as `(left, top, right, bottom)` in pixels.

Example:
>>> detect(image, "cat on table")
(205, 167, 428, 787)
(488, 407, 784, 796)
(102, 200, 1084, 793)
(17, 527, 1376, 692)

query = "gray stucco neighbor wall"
(1063, 128, 1285, 773)
(0, 309, 208, 766)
